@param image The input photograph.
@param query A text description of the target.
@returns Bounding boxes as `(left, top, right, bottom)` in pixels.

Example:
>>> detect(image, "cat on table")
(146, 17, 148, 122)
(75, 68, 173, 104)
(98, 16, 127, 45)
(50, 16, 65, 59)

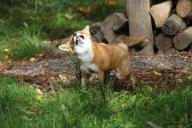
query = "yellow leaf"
(10, 35, 17, 41)
(36, 88, 43, 95)
(153, 70, 162, 76)
(105, 0, 118, 5)
(3, 49, 12, 60)
(4, 49, 10, 52)
(78, 7, 92, 14)
(36, 95, 43, 101)
(187, 75, 192, 80)
(4, 55, 9, 59)
(30, 57, 38, 62)
(147, 85, 153, 92)
(38, 53, 44, 57)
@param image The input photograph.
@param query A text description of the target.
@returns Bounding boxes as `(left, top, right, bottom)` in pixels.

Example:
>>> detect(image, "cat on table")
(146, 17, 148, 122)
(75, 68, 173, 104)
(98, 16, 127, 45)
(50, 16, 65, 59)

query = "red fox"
(59, 26, 148, 89)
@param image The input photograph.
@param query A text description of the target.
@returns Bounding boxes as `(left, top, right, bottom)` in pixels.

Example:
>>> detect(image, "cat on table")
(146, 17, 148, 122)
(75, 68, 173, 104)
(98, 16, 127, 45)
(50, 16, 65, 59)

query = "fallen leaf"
(4, 55, 9, 60)
(10, 35, 17, 41)
(23, 22, 28, 28)
(38, 53, 44, 58)
(3, 48, 12, 60)
(36, 88, 43, 95)
(64, 13, 74, 20)
(0, 65, 9, 72)
(147, 85, 153, 92)
(36, 95, 43, 101)
(177, 78, 183, 83)
(105, 0, 118, 5)
(30, 57, 38, 62)
(78, 7, 92, 14)
(153, 70, 162, 76)
(187, 75, 192, 80)
(4, 49, 10, 52)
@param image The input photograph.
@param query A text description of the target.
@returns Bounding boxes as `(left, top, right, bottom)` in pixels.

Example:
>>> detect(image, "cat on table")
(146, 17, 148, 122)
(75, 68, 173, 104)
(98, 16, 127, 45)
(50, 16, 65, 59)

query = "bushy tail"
(115, 35, 149, 47)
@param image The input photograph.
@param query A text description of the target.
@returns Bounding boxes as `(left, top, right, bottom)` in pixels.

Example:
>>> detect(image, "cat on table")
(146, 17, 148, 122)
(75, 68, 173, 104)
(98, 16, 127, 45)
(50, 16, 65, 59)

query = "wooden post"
(126, 0, 154, 55)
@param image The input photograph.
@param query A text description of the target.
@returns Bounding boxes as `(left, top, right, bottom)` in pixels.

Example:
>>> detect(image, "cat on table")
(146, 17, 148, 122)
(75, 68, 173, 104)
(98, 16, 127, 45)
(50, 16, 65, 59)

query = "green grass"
(0, 0, 126, 38)
(8, 29, 43, 59)
(0, 1, 192, 127)
(0, 75, 191, 128)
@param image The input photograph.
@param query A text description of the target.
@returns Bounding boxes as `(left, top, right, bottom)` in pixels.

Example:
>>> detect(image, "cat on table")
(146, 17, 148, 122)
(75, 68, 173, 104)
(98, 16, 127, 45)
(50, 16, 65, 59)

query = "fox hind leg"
(114, 59, 136, 91)
(98, 71, 106, 100)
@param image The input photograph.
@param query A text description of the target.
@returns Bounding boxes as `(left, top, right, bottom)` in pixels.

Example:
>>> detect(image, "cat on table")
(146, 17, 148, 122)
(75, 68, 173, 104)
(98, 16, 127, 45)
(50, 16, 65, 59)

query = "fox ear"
(58, 44, 69, 51)
(84, 25, 90, 32)
(58, 36, 75, 54)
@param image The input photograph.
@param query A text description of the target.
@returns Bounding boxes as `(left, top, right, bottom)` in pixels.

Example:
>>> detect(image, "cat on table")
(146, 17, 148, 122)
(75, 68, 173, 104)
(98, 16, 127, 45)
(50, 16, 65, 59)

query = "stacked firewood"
(150, 0, 192, 51)
(89, 0, 192, 54)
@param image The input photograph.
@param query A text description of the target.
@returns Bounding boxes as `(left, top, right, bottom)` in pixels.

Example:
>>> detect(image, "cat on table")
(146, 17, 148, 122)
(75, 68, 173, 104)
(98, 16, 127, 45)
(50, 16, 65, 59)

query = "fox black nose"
(73, 32, 77, 36)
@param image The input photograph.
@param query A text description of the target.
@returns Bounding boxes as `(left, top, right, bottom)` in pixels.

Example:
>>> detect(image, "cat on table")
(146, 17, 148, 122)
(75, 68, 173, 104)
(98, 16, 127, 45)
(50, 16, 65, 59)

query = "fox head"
(58, 25, 91, 54)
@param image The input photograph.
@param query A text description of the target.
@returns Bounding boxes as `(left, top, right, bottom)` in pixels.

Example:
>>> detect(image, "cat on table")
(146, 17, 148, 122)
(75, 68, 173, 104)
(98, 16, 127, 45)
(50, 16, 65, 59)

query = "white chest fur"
(74, 36, 93, 60)
(74, 38, 99, 73)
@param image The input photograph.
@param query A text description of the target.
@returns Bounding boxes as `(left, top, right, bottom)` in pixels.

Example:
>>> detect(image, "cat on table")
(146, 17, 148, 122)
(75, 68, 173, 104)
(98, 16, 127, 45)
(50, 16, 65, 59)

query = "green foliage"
(0, 0, 125, 38)
(0, 75, 191, 128)
(0, 2, 192, 127)
(0, 0, 125, 59)
(0, 75, 37, 128)
(0, 0, 192, 128)
(8, 29, 43, 59)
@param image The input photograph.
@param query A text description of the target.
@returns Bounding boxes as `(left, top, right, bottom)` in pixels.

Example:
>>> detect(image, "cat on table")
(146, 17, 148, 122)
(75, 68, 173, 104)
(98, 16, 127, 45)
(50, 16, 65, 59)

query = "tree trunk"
(150, 0, 172, 28)
(176, 0, 192, 18)
(126, 0, 154, 55)
(173, 27, 192, 50)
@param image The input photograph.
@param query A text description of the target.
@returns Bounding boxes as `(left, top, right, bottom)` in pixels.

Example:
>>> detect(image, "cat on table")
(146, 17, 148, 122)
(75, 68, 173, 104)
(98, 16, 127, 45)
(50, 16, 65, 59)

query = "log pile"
(150, 0, 192, 51)
(88, 0, 192, 53)
(89, 13, 129, 43)
(89, 13, 150, 54)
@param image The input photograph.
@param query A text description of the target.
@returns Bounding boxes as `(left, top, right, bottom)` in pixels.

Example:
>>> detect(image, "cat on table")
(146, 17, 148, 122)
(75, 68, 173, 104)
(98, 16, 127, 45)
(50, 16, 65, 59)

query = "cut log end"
(176, 0, 192, 18)
(150, 0, 172, 28)
(155, 33, 173, 50)
(162, 14, 184, 36)
(173, 27, 192, 50)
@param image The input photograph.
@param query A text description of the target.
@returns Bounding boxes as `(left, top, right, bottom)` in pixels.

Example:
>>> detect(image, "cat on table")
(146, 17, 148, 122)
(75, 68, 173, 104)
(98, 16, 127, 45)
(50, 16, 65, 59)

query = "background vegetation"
(0, 0, 192, 128)
(0, 0, 125, 59)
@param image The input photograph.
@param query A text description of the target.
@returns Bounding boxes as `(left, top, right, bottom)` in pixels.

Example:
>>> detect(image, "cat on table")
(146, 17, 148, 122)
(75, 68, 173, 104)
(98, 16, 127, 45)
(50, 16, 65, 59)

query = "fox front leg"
(80, 71, 89, 87)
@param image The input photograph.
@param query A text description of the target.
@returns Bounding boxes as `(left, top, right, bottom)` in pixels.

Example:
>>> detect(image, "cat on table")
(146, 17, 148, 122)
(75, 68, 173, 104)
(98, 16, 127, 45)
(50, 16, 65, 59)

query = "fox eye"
(79, 35, 85, 39)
